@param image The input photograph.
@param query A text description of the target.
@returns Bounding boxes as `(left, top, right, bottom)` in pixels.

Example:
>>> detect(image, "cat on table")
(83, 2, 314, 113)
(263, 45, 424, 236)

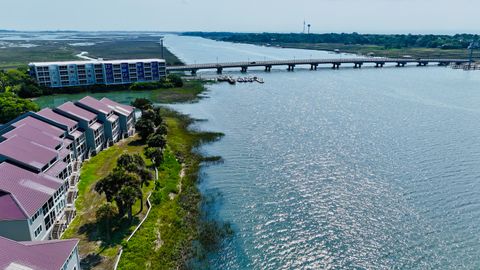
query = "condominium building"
(0, 96, 137, 265)
(29, 58, 167, 88)
(0, 162, 67, 241)
(36, 108, 88, 161)
(76, 96, 121, 145)
(0, 236, 80, 270)
(55, 102, 106, 155)
(100, 97, 136, 137)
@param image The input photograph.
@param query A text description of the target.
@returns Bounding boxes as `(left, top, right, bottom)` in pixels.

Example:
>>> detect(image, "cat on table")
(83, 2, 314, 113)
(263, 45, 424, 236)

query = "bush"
(167, 74, 183, 87)
(0, 92, 39, 123)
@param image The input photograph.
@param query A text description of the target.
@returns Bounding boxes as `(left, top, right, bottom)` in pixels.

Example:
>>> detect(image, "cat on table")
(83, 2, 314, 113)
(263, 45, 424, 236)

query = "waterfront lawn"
(62, 135, 154, 270)
(117, 109, 224, 270)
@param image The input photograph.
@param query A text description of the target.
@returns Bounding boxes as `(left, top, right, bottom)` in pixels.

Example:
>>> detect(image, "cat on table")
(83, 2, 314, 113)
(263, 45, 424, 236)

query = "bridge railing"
(167, 58, 470, 70)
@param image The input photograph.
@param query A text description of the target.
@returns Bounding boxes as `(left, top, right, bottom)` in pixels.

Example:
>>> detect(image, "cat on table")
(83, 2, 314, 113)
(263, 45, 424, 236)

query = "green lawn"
(62, 135, 154, 270)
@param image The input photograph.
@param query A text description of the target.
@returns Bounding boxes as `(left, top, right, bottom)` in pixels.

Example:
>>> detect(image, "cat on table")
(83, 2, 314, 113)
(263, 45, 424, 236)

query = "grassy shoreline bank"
(50, 79, 227, 269)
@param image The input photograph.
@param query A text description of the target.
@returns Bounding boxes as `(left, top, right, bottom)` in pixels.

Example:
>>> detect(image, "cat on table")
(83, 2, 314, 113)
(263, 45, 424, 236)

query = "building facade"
(29, 58, 167, 88)
(0, 236, 81, 270)
(0, 96, 136, 243)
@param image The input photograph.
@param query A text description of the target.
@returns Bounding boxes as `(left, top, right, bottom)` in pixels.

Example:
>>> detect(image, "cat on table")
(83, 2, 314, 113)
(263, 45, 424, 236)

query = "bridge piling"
(310, 64, 318, 70)
(217, 67, 223, 74)
(241, 66, 248, 73)
(265, 65, 272, 72)
(375, 62, 385, 68)
(191, 69, 197, 76)
(332, 63, 341, 69)
(287, 64, 295, 71)
(354, 63, 363, 68)
(396, 62, 406, 67)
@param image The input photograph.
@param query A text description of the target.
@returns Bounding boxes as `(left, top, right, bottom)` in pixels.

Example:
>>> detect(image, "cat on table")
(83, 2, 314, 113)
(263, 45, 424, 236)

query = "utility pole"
(307, 24, 311, 34)
(303, 20, 306, 34)
(468, 41, 478, 69)
(160, 37, 165, 59)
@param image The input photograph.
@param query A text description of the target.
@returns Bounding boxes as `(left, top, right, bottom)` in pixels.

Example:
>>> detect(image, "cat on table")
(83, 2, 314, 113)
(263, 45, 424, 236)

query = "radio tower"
(303, 20, 306, 34)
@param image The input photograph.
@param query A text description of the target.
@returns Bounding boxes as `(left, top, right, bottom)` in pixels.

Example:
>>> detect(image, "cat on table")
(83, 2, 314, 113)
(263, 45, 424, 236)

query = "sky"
(2, 0, 480, 34)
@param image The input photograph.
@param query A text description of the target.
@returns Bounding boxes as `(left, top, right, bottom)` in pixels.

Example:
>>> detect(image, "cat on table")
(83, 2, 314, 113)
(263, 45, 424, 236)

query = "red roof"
(37, 108, 78, 131)
(57, 102, 97, 122)
(0, 236, 79, 270)
(100, 97, 135, 116)
(12, 116, 65, 138)
(78, 96, 113, 115)
(2, 124, 63, 150)
(0, 135, 58, 171)
(0, 162, 63, 218)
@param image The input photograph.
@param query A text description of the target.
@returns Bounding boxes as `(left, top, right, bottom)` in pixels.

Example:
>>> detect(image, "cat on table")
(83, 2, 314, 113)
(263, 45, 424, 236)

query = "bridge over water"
(167, 58, 470, 75)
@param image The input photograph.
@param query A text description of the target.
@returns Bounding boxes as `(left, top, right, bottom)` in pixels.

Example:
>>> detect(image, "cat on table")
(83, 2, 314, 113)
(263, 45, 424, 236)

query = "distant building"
(29, 58, 167, 88)
(0, 236, 80, 270)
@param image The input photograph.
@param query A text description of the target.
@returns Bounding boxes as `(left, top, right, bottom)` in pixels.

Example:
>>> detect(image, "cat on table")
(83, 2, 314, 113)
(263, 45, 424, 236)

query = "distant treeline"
(183, 32, 480, 50)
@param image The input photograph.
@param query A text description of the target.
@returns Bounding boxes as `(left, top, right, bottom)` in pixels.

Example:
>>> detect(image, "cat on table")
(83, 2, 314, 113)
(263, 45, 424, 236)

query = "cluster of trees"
(129, 74, 184, 90)
(184, 32, 480, 50)
(95, 153, 153, 240)
(0, 68, 49, 98)
(0, 92, 39, 124)
(133, 98, 168, 167)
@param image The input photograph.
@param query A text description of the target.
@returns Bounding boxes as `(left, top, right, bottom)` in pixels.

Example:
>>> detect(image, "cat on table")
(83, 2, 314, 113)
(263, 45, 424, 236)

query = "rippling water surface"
(167, 36, 480, 269)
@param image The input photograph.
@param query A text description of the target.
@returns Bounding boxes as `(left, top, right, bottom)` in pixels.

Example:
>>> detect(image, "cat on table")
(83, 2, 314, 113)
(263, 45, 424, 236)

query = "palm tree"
(96, 202, 118, 241)
(118, 186, 140, 222)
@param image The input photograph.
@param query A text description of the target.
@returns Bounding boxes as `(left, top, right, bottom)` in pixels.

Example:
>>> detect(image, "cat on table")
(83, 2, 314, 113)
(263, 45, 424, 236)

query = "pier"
(167, 58, 470, 75)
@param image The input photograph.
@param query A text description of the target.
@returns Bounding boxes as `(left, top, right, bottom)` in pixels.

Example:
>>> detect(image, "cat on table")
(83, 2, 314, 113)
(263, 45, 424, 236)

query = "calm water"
(165, 36, 480, 269)
(35, 35, 480, 269)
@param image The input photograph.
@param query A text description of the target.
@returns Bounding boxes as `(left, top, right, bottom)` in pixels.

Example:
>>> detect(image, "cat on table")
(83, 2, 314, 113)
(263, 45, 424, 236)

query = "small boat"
(237, 77, 244, 83)
(228, 76, 236, 85)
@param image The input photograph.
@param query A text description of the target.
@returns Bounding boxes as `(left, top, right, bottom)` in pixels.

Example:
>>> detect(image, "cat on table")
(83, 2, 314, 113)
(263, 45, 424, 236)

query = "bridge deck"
(167, 58, 470, 71)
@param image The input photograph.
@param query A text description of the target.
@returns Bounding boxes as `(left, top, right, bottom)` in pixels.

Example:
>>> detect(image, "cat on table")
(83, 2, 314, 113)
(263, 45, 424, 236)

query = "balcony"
(50, 207, 76, 240)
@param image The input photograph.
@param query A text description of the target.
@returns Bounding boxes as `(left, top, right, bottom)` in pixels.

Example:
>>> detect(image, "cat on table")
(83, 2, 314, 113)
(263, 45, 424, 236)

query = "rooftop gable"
(2, 124, 63, 150)
(77, 96, 113, 115)
(56, 102, 97, 122)
(36, 108, 78, 131)
(0, 236, 79, 270)
(0, 162, 63, 218)
(0, 136, 58, 171)
(100, 97, 134, 116)
(12, 116, 64, 138)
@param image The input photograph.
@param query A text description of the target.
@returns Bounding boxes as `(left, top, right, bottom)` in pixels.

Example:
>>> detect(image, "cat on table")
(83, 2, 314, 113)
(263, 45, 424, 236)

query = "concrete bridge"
(166, 58, 470, 75)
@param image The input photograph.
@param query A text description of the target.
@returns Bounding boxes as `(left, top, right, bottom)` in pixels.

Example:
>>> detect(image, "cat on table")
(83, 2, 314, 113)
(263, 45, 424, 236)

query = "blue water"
(165, 35, 480, 269)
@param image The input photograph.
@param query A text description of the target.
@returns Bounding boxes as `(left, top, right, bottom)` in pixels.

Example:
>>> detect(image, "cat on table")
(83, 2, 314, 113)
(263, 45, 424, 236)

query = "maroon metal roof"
(57, 102, 97, 122)
(0, 162, 63, 218)
(44, 160, 68, 178)
(36, 108, 78, 131)
(100, 97, 135, 116)
(12, 116, 65, 138)
(0, 236, 79, 270)
(78, 96, 113, 115)
(0, 193, 26, 220)
(2, 124, 63, 150)
(90, 121, 103, 131)
(0, 136, 58, 171)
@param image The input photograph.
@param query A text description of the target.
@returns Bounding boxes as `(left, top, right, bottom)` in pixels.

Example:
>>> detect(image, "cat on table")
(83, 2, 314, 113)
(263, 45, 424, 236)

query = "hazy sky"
(3, 0, 480, 34)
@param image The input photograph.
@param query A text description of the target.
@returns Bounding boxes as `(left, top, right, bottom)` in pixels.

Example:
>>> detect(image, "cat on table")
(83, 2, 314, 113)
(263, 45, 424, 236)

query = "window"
(34, 225, 43, 237)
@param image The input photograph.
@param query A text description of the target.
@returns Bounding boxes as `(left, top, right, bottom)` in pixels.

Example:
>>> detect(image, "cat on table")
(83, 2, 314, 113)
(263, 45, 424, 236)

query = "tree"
(0, 93, 39, 123)
(145, 147, 164, 167)
(167, 73, 183, 87)
(142, 108, 163, 127)
(135, 118, 155, 141)
(147, 133, 166, 149)
(96, 202, 118, 241)
(131, 98, 153, 112)
(118, 186, 141, 222)
(117, 153, 152, 188)
(95, 168, 141, 216)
